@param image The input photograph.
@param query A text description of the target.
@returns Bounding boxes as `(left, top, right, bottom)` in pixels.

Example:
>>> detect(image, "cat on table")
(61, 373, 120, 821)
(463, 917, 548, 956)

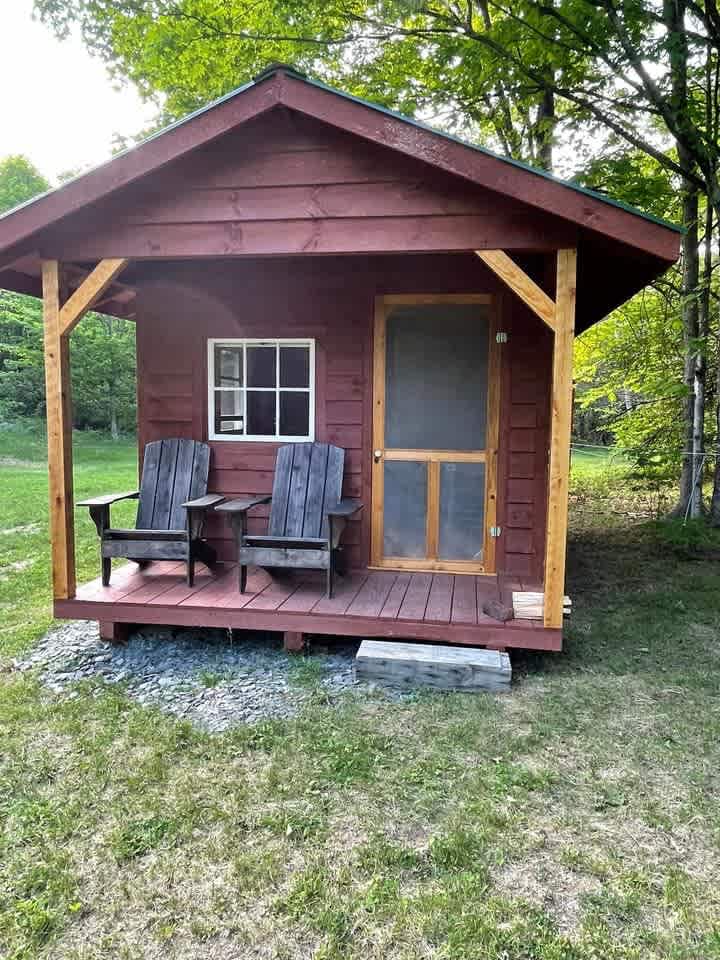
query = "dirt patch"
(0, 523, 41, 536)
(0, 559, 34, 579)
(493, 853, 603, 935)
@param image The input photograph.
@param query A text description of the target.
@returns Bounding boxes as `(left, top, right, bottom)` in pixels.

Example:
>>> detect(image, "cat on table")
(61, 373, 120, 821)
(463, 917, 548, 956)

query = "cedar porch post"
(475, 246, 576, 629)
(43, 260, 75, 599)
(543, 249, 577, 628)
(42, 257, 129, 600)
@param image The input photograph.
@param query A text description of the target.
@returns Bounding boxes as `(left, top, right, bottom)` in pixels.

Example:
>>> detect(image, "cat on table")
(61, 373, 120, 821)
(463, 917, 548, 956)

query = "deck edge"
(53, 598, 563, 652)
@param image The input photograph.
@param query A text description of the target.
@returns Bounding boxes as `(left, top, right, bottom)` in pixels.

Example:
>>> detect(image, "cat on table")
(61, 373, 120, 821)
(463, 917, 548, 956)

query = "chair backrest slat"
(285, 443, 312, 538)
(268, 442, 344, 539)
(303, 443, 330, 538)
(135, 440, 163, 529)
(151, 438, 179, 529)
(168, 440, 197, 530)
(136, 438, 211, 531)
(321, 444, 345, 539)
(268, 445, 295, 537)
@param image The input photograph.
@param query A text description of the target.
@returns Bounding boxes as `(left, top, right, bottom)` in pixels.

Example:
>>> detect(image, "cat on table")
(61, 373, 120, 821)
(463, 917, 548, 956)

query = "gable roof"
(0, 64, 680, 263)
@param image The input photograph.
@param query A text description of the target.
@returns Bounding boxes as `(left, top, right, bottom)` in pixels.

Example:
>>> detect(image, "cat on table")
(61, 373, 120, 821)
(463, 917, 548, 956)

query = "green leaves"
(0, 155, 49, 214)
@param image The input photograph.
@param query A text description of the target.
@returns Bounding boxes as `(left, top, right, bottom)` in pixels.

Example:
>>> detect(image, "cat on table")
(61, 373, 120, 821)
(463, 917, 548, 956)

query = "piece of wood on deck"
(512, 590, 571, 620)
(356, 640, 511, 691)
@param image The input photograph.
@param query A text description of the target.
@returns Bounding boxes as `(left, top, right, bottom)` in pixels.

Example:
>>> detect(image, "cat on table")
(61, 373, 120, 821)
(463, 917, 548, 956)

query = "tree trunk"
(691, 202, 712, 516)
(669, 177, 701, 518)
(110, 400, 119, 440)
(711, 365, 720, 524)
(536, 85, 555, 171)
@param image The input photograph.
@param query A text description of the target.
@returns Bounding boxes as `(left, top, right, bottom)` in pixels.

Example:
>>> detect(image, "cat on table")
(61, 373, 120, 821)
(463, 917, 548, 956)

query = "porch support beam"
(42, 260, 76, 600)
(544, 249, 577, 628)
(58, 258, 128, 336)
(43, 257, 130, 601)
(475, 249, 556, 330)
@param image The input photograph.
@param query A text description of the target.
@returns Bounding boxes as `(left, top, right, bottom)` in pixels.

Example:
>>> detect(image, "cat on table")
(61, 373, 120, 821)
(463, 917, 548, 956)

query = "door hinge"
(489, 525, 502, 537)
(496, 331, 508, 343)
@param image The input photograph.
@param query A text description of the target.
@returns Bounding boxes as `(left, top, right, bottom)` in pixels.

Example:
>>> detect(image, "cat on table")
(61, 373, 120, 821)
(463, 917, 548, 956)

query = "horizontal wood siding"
(497, 299, 552, 581)
(136, 253, 551, 577)
(42, 109, 576, 260)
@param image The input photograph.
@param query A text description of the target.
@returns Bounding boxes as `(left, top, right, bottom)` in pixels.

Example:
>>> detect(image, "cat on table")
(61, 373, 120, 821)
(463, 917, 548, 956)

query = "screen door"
(371, 295, 499, 574)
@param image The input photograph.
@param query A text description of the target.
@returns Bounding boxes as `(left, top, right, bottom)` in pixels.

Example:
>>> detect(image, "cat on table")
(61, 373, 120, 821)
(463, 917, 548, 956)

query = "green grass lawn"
(1, 429, 719, 959)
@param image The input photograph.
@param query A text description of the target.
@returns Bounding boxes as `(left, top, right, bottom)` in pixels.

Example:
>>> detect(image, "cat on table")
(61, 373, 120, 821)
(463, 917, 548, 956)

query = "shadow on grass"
(513, 518, 720, 692)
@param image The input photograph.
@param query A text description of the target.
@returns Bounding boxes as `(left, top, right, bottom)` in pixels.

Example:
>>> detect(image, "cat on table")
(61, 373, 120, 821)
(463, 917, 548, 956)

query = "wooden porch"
(54, 562, 561, 651)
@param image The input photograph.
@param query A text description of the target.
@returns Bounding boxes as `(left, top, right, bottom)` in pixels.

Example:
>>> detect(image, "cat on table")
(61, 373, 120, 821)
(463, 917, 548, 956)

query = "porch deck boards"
(54, 562, 562, 651)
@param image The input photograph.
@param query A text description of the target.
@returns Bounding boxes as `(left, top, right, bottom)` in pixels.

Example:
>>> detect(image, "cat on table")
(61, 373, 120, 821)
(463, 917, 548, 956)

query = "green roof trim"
(0, 62, 682, 236)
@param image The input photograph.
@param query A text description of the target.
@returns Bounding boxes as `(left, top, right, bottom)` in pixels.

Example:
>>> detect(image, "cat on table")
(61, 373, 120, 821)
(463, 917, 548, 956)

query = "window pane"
(439, 461, 485, 560)
(383, 460, 427, 558)
(247, 345, 276, 387)
(385, 304, 489, 450)
(279, 391, 310, 437)
(280, 346, 310, 387)
(246, 390, 276, 436)
(215, 346, 243, 388)
(214, 390, 244, 435)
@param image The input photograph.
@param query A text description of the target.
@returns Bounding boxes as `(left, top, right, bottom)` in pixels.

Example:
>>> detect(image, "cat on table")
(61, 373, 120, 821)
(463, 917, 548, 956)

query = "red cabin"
(0, 65, 680, 651)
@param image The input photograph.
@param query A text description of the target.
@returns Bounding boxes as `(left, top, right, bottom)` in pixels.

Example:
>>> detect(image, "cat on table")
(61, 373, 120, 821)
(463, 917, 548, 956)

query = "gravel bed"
(14, 621, 407, 731)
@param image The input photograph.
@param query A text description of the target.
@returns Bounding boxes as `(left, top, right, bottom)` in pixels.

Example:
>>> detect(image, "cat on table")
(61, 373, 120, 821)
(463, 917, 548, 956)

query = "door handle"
(374, 449, 383, 463)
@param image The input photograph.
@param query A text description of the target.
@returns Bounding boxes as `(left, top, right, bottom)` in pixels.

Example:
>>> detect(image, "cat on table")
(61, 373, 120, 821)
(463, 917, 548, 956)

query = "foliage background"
(0, 155, 136, 436)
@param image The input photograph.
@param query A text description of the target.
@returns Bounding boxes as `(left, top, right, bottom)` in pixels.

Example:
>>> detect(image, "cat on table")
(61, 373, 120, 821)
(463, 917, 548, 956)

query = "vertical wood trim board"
(370, 297, 386, 565)
(42, 260, 76, 600)
(483, 297, 502, 574)
(426, 459, 440, 558)
(543, 249, 577, 628)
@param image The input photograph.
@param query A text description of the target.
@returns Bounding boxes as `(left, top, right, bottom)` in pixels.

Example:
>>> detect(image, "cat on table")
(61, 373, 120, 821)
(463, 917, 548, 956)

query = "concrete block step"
(355, 640, 511, 691)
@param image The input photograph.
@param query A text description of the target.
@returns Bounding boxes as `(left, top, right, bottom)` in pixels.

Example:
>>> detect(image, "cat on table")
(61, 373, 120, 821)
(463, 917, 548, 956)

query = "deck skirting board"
(53, 598, 562, 651)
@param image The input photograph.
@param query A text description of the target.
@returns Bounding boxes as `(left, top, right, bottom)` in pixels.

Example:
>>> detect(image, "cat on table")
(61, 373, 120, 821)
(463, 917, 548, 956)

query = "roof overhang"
(0, 66, 680, 329)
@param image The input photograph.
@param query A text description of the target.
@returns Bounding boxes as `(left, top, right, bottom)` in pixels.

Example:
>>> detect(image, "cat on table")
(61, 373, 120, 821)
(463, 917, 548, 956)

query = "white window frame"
(207, 338, 315, 442)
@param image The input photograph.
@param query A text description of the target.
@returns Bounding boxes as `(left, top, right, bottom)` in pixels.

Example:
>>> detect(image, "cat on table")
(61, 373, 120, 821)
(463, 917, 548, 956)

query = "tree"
(25, 0, 720, 510)
(0, 154, 137, 436)
(32, 0, 592, 172)
(0, 155, 49, 214)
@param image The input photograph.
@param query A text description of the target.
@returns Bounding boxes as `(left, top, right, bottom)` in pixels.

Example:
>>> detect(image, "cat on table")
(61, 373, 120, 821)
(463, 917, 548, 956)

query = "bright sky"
(0, 0, 158, 183)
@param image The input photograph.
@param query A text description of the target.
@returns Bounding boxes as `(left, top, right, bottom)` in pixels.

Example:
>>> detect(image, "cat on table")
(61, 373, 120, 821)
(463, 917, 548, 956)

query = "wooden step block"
(355, 640, 511, 691)
(512, 591, 571, 620)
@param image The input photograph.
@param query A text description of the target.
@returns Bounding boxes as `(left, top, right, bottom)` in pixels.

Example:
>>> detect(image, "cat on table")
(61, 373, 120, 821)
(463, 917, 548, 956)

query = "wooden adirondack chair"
(78, 438, 223, 587)
(216, 442, 362, 598)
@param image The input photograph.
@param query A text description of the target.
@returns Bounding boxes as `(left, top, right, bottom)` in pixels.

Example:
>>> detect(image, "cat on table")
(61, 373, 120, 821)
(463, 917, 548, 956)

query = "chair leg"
(326, 559, 333, 599)
(187, 555, 195, 588)
(239, 564, 247, 593)
(102, 556, 111, 586)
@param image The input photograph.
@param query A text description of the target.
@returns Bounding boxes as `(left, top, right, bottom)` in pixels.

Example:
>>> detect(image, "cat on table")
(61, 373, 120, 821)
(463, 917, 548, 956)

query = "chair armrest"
(182, 494, 225, 510)
(326, 499, 364, 518)
(77, 491, 139, 507)
(215, 496, 272, 514)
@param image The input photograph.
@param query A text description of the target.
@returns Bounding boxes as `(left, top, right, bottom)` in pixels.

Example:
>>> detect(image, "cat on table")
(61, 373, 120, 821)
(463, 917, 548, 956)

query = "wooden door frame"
(370, 293, 501, 575)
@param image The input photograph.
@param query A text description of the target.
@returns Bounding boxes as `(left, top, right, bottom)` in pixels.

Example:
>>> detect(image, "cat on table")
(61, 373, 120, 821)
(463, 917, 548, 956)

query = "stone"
(355, 640, 512, 691)
(482, 599, 515, 622)
(15, 621, 415, 731)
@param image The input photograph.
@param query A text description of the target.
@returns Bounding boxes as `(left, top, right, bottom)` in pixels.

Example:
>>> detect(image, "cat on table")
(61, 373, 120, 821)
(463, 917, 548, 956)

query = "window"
(208, 339, 315, 441)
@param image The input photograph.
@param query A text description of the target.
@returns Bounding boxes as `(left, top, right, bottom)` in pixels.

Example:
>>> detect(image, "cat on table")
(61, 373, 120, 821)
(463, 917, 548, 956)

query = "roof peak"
(253, 62, 307, 83)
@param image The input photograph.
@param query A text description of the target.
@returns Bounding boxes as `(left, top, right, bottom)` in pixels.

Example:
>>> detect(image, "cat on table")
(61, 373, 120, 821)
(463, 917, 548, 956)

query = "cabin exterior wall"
(135, 254, 552, 580)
